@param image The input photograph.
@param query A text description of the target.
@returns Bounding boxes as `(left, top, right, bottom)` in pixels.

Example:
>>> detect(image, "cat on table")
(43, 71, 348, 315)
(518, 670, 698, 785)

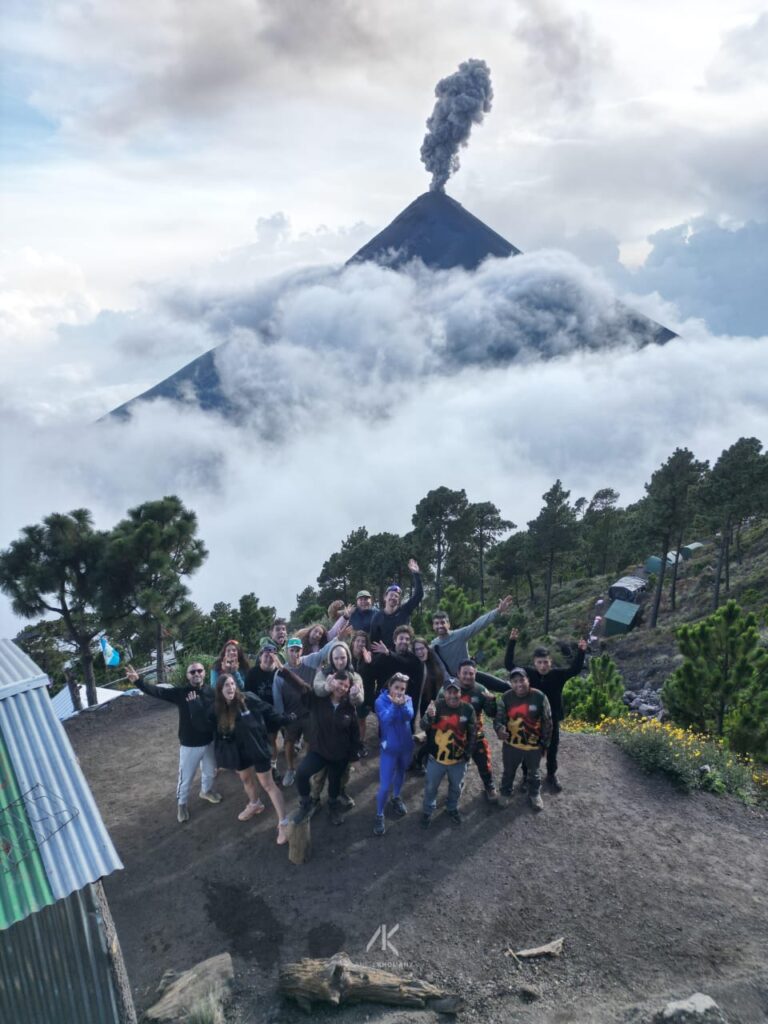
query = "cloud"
(707, 13, 768, 91)
(2, 244, 767, 638)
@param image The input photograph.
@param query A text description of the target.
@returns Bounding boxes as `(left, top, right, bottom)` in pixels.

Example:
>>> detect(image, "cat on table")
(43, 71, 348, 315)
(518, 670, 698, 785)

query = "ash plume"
(420, 59, 493, 192)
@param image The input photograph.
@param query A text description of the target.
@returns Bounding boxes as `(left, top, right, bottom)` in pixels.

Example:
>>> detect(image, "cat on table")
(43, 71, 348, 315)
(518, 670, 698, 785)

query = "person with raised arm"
(369, 558, 424, 649)
(430, 595, 514, 692)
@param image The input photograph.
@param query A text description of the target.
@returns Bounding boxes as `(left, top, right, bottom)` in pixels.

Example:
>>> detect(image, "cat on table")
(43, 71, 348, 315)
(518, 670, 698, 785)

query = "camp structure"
(644, 552, 681, 574)
(607, 575, 647, 603)
(0, 639, 135, 1024)
(604, 599, 642, 637)
(681, 541, 706, 560)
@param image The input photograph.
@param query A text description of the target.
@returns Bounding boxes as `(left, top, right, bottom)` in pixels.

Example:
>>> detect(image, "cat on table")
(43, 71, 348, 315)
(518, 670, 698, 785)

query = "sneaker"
(547, 773, 563, 792)
(389, 796, 407, 818)
(484, 784, 499, 803)
(373, 814, 386, 836)
(498, 789, 512, 808)
(291, 797, 313, 825)
(238, 800, 265, 821)
(358, 745, 369, 759)
(177, 803, 190, 824)
(277, 820, 290, 845)
(446, 808, 462, 826)
(199, 789, 222, 804)
(282, 769, 296, 787)
(337, 792, 355, 812)
(420, 813, 432, 829)
(529, 793, 544, 812)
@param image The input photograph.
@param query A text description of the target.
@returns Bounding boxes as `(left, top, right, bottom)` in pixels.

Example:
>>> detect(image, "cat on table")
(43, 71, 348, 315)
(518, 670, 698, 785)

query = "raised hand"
(408, 558, 420, 574)
(125, 664, 139, 684)
(371, 640, 389, 655)
(186, 692, 198, 703)
(498, 595, 513, 615)
(509, 628, 519, 641)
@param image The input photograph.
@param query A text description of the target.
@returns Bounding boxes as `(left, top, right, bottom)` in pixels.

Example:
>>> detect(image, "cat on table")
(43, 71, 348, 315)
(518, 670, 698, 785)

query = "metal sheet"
(0, 885, 121, 1024)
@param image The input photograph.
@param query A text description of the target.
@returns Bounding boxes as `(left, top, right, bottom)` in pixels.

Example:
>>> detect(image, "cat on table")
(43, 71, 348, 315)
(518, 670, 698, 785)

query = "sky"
(1, 0, 767, 638)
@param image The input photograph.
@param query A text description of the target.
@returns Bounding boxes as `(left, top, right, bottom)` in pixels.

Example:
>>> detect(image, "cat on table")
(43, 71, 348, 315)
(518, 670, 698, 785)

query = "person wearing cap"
(419, 678, 476, 827)
(210, 639, 250, 689)
(438, 659, 499, 802)
(125, 661, 221, 824)
(494, 667, 553, 811)
(430, 596, 514, 694)
(504, 630, 587, 791)
(369, 558, 424, 650)
(340, 590, 377, 635)
(244, 640, 284, 780)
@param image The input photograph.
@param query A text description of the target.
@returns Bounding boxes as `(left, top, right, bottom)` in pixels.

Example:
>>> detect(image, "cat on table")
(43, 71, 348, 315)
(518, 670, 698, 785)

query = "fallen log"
(279, 952, 462, 1014)
(505, 937, 564, 959)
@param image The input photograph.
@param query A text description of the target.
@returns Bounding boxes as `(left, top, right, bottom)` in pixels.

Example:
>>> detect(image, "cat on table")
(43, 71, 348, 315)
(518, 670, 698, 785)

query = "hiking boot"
(238, 800, 265, 821)
(529, 793, 544, 812)
(282, 769, 296, 787)
(420, 812, 432, 829)
(177, 803, 190, 824)
(337, 792, 355, 812)
(389, 796, 408, 818)
(446, 808, 462, 826)
(199, 789, 222, 804)
(373, 814, 386, 836)
(547, 773, 563, 792)
(484, 784, 499, 804)
(292, 796, 314, 825)
(498, 789, 513, 809)
(328, 798, 345, 826)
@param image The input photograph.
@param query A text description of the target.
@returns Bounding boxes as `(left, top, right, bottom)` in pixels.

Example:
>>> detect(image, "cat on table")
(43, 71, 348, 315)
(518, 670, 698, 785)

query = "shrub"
(563, 654, 627, 724)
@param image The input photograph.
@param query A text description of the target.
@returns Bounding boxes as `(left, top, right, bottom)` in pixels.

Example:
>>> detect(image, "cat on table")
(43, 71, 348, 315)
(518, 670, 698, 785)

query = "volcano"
(107, 193, 674, 420)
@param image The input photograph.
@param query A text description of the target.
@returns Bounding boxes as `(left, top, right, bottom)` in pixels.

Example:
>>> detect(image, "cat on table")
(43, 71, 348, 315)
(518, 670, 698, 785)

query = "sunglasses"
(188, 668, 205, 675)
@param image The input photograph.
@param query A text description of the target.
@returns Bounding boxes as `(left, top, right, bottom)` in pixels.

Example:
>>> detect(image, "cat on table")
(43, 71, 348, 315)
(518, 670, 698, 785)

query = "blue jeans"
(422, 756, 468, 815)
(377, 748, 412, 815)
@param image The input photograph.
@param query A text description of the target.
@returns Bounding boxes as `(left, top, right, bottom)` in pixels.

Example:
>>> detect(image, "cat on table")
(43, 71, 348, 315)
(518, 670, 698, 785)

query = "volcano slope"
(65, 696, 768, 1024)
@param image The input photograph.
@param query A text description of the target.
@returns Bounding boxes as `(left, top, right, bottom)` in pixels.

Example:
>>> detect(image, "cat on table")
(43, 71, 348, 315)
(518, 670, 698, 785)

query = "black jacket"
(134, 676, 214, 747)
(504, 640, 585, 721)
(306, 692, 360, 762)
(189, 692, 289, 766)
(369, 573, 424, 648)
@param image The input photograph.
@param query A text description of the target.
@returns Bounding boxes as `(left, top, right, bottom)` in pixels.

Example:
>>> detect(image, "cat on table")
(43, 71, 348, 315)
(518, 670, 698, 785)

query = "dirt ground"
(65, 695, 768, 1024)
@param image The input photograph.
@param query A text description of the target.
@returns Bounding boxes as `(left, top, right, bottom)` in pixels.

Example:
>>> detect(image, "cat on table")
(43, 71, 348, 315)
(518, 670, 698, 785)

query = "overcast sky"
(1, 1, 767, 638)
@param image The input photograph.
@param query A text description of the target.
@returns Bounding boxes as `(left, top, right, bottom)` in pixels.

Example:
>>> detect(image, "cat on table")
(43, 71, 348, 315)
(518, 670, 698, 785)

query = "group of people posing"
(126, 559, 587, 843)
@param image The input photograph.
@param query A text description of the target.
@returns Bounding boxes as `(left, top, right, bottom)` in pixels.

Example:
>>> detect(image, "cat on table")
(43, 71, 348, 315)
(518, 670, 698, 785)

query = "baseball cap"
(286, 637, 303, 648)
(509, 667, 528, 678)
(386, 584, 402, 594)
(356, 590, 372, 599)
(444, 678, 461, 691)
(259, 637, 277, 652)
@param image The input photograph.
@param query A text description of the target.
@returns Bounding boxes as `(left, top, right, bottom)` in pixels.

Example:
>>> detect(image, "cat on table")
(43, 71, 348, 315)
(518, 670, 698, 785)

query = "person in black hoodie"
(293, 671, 360, 827)
(188, 673, 294, 844)
(126, 661, 219, 825)
(369, 559, 424, 649)
(504, 630, 587, 790)
(244, 641, 283, 781)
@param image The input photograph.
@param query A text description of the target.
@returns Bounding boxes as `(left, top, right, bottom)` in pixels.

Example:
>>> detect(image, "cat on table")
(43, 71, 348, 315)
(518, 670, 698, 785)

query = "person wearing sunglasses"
(125, 661, 221, 824)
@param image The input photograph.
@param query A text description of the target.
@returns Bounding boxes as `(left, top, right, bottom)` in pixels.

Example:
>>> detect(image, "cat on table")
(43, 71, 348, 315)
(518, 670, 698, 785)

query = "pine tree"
(563, 654, 626, 724)
(662, 600, 768, 747)
(528, 481, 578, 634)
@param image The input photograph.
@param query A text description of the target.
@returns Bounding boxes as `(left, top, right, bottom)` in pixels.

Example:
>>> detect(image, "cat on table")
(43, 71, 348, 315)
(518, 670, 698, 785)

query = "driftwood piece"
(505, 937, 564, 959)
(288, 819, 311, 864)
(279, 952, 463, 1014)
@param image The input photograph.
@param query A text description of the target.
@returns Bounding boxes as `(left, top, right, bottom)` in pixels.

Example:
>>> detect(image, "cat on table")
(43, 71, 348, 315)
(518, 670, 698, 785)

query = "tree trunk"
(479, 544, 485, 605)
(670, 528, 684, 611)
(735, 520, 743, 565)
(712, 516, 729, 610)
(80, 645, 98, 707)
(155, 620, 166, 684)
(724, 525, 731, 594)
(526, 572, 535, 603)
(543, 551, 554, 634)
(649, 534, 670, 629)
(65, 666, 83, 714)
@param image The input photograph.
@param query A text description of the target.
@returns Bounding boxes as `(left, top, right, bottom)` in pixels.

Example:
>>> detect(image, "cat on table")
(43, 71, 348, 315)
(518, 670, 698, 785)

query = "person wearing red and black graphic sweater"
(494, 667, 553, 812)
(437, 659, 499, 802)
(504, 630, 587, 790)
(420, 679, 477, 827)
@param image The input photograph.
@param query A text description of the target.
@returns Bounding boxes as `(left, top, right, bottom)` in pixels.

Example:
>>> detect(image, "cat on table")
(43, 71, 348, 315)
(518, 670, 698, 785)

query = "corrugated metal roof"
(50, 684, 125, 722)
(0, 639, 122, 929)
(0, 884, 122, 1024)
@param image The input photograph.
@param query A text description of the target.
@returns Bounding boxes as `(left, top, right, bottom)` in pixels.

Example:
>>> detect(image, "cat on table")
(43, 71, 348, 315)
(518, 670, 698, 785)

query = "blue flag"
(100, 636, 120, 667)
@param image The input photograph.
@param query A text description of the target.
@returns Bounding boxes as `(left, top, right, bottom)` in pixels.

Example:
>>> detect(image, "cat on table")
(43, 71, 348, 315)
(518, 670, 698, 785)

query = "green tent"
(604, 599, 641, 636)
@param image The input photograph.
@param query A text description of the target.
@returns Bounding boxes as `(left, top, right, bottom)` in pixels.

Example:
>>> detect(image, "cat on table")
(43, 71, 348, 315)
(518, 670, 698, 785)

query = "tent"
(604, 600, 642, 636)
(681, 541, 706, 560)
(608, 575, 647, 603)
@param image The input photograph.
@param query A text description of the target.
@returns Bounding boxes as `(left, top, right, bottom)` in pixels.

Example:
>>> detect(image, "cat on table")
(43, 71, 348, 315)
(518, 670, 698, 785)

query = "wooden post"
(93, 881, 138, 1024)
(288, 819, 311, 864)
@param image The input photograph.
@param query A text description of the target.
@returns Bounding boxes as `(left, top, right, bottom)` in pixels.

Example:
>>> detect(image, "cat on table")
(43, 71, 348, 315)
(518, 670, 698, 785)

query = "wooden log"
(287, 819, 311, 864)
(279, 952, 462, 1014)
(505, 937, 564, 959)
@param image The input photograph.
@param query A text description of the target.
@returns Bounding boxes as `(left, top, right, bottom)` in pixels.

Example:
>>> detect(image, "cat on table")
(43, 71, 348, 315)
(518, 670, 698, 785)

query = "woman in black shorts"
(188, 673, 292, 844)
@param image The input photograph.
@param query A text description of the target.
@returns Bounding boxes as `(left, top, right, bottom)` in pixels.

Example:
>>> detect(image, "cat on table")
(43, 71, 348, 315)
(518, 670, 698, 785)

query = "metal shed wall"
(0, 884, 121, 1024)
